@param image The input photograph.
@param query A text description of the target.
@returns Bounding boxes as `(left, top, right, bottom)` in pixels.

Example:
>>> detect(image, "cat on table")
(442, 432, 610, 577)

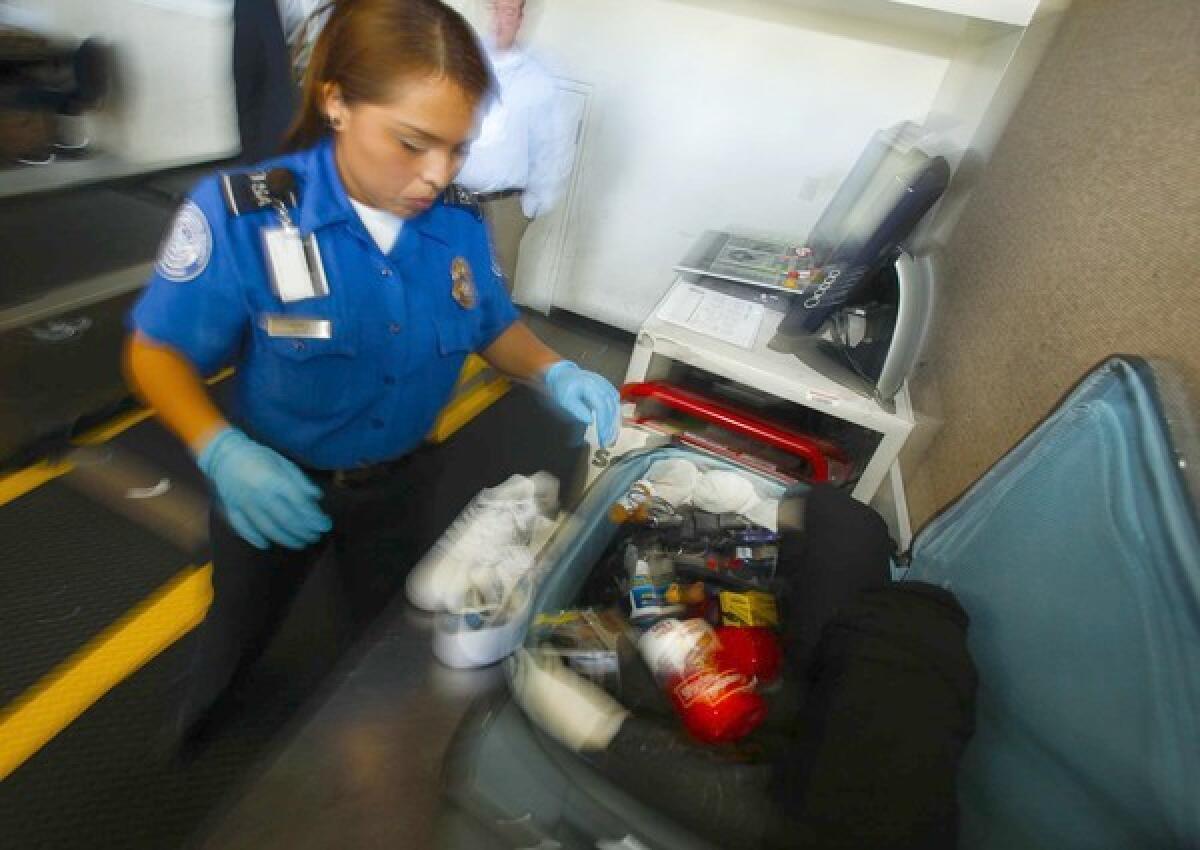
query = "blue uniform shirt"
(132, 139, 519, 469)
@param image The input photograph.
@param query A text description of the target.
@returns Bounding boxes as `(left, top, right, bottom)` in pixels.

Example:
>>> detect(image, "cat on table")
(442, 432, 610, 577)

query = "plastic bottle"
(627, 549, 681, 621)
(609, 480, 654, 524)
(638, 618, 767, 744)
(712, 625, 783, 686)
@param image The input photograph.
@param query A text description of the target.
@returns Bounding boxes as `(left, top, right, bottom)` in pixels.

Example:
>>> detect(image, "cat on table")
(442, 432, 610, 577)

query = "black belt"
(472, 188, 523, 203)
(303, 447, 427, 489)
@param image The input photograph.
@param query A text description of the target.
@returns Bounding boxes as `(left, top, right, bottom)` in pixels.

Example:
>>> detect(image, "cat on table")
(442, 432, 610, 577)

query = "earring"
(328, 114, 344, 131)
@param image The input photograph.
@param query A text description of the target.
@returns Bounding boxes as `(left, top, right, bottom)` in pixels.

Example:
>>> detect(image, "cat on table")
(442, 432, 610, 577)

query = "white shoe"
(433, 581, 533, 668)
(692, 469, 778, 531)
(465, 544, 536, 610)
(645, 458, 700, 506)
(528, 470, 560, 520)
(692, 469, 760, 515)
(406, 474, 558, 612)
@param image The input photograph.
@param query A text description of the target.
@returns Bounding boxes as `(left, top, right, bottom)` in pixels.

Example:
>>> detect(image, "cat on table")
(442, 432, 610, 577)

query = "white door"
(511, 79, 590, 314)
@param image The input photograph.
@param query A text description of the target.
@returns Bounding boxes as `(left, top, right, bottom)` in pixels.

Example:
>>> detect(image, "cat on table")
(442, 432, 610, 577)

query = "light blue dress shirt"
(456, 44, 573, 219)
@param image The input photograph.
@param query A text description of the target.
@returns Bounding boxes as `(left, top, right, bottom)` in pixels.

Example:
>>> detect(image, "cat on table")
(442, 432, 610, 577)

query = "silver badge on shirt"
(261, 315, 333, 339)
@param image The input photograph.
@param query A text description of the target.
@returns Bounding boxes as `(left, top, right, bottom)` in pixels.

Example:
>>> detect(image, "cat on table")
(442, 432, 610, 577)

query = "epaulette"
(441, 184, 483, 220)
(220, 167, 300, 217)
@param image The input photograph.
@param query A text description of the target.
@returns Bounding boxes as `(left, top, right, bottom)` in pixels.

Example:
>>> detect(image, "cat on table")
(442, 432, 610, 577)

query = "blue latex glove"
(543, 360, 620, 448)
(196, 427, 332, 550)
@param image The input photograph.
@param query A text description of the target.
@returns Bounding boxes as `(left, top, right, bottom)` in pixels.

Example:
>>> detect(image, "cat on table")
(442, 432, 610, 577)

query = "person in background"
(231, 0, 295, 162)
(127, 0, 619, 750)
(278, 0, 331, 83)
(233, 0, 330, 162)
(456, 0, 573, 290)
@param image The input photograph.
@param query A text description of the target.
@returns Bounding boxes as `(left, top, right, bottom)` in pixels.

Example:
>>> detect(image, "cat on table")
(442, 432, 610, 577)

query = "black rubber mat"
(0, 187, 172, 306)
(0, 565, 349, 850)
(0, 288, 141, 469)
(0, 477, 191, 704)
(102, 413, 212, 503)
(131, 163, 224, 206)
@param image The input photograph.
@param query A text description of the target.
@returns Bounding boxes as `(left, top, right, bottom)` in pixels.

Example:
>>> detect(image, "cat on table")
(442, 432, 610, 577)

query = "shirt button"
(383, 375, 396, 386)
(380, 267, 393, 277)
(370, 417, 384, 429)
(291, 339, 306, 351)
(388, 322, 402, 334)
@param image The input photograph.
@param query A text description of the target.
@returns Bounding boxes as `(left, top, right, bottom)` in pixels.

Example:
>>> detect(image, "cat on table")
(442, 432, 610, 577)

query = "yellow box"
(718, 590, 779, 628)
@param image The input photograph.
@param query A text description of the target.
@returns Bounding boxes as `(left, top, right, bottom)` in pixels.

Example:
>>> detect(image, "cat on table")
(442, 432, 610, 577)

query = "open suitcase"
(436, 356, 1200, 850)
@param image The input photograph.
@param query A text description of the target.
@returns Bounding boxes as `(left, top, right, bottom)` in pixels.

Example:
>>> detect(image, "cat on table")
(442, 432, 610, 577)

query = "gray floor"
(523, 309, 633, 386)
(193, 607, 505, 850)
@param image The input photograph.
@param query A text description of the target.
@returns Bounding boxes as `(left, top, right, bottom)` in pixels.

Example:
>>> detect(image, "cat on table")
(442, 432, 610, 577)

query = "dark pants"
(232, 0, 295, 163)
(174, 450, 440, 742)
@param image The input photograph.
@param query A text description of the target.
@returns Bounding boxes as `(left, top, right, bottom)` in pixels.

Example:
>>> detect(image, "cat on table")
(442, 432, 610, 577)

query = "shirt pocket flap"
(435, 315, 478, 356)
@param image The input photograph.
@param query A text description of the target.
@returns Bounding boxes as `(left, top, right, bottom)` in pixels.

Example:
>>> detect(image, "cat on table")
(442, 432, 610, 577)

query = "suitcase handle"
(620, 381, 846, 483)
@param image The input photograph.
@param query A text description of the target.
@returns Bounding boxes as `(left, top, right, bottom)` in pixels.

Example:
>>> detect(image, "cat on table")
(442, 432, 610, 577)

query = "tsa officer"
(124, 0, 620, 742)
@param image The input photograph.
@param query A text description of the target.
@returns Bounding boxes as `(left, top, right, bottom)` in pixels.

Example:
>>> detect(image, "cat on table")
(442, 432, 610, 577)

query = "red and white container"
(638, 618, 767, 744)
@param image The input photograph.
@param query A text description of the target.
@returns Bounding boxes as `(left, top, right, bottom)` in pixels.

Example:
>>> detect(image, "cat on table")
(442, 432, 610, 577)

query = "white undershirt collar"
(348, 197, 403, 255)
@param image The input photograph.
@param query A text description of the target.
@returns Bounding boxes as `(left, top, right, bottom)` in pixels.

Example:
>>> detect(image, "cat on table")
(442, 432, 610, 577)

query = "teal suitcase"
(438, 357, 1200, 850)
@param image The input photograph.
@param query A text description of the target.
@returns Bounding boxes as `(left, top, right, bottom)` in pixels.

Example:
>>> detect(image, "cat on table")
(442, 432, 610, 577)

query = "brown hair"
(285, 0, 492, 151)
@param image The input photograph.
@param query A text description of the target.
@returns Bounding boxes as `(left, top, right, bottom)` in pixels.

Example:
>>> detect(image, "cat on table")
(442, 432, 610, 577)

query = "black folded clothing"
(776, 484, 895, 677)
(768, 582, 978, 850)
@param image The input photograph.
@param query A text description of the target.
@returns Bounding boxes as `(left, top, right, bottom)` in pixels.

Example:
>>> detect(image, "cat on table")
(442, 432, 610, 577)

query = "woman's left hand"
(542, 360, 621, 448)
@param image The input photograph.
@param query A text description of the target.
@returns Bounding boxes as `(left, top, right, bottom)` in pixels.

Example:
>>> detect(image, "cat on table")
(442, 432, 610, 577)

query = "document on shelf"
(655, 283, 765, 349)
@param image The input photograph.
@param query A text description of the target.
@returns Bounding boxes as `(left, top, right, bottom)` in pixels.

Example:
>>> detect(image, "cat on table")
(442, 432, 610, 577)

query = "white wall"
(4, 0, 238, 166)
(456, 0, 963, 330)
(922, 0, 1071, 248)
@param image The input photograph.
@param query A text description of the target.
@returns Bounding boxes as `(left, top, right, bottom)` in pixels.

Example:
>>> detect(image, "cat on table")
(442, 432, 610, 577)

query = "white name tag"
(262, 315, 333, 339)
(263, 226, 329, 303)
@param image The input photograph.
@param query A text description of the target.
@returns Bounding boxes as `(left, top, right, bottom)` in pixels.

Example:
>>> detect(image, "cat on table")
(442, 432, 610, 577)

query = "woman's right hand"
(541, 360, 621, 448)
(195, 427, 332, 550)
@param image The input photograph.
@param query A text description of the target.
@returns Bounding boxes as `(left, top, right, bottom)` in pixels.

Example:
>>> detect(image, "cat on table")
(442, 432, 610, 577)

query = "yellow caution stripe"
(0, 460, 74, 507)
(430, 377, 511, 443)
(428, 354, 511, 443)
(0, 366, 235, 505)
(73, 367, 235, 447)
(0, 565, 213, 780)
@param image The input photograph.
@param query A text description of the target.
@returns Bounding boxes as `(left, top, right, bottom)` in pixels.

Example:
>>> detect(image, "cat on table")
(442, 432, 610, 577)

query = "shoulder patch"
(156, 201, 212, 282)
